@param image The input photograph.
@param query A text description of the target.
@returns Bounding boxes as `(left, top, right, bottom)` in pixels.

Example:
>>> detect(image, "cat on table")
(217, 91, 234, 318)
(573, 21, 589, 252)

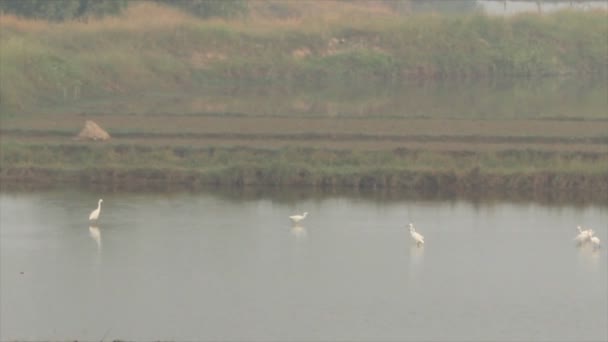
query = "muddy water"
(1, 189, 606, 341)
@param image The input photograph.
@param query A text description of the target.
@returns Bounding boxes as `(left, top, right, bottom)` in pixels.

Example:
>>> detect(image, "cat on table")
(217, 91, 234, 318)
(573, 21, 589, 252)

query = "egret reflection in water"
(89, 225, 101, 250)
(409, 243, 425, 265)
(290, 224, 308, 239)
(408, 241, 425, 282)
(577, 243, 601, 269)
(1, 191, 607, 341)
(590, 236, 601, 250)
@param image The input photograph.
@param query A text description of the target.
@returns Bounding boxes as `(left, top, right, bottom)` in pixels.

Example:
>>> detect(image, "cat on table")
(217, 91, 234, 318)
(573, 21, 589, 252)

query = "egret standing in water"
(409, 223, 424, 247)
(289, 212, 308, 224)
(574, 225, 594, 245)
(89, 199, 103, 221)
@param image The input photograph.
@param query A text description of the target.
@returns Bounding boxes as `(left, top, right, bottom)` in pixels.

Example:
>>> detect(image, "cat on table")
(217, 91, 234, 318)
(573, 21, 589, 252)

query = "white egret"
(289, 212, 308, 224)
(89, 199, 103, 221)
(590, 236, 601, 249)
(574, 225, 594, 245)
(409, 223, 424, 247)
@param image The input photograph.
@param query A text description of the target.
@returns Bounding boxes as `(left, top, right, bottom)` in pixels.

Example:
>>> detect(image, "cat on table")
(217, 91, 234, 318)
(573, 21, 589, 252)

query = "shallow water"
(480, 0, 608, 15)
(1, 189, 606, 341)
(403, 0, 608, 15)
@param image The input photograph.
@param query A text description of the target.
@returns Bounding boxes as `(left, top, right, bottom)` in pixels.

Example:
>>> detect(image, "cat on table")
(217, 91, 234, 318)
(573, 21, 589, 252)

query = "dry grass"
(0, 1, 395, 36)
(247, 0, 397, 23)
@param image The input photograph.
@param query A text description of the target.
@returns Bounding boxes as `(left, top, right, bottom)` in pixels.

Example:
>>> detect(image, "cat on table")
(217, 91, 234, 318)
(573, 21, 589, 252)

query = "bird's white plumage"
(289, 212, 308, 223)
(574, 225, 594, 244)
(409, 223, 424, 247)
(89, 199, 103, 221)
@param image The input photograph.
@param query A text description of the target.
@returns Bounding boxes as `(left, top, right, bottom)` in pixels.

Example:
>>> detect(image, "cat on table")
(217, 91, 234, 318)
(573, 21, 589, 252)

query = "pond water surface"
(1, 189, 606, 341)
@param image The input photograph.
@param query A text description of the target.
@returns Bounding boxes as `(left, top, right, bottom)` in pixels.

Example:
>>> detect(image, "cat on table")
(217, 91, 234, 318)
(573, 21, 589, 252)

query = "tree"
(77, 0, 128, 18)
(0, 0, 128, 21)
(409, 0, 479, 13)
(155, 0, 248, 18)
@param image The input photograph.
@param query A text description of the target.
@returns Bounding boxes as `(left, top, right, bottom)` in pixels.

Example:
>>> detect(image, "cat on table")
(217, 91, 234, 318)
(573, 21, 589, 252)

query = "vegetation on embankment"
(2, 2, 606, 200)
(2, 143, 607, 200)
(1, 2, 607, 114)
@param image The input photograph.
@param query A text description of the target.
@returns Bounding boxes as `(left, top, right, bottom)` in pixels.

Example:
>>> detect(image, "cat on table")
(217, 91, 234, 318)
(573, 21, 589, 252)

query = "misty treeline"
(0, 0, 488, 21)
(0, 0, 247, 21)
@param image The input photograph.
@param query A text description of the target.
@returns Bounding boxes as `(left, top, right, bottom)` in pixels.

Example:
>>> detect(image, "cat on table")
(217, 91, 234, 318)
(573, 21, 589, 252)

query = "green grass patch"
(2, 143, 606, 176)
(2, 143, 606, 199)
(1, 6, 606, 114)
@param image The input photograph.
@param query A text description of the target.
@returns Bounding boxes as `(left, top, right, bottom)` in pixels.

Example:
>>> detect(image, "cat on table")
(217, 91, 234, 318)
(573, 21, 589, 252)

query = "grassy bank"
(1, 2, 607, 114)
(1, 2, 606, 200)
(2, 143, 607, 200)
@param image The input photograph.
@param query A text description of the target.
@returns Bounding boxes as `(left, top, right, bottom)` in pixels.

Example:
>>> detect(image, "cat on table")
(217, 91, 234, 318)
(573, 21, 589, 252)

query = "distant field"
(2, 114, 607, 152)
